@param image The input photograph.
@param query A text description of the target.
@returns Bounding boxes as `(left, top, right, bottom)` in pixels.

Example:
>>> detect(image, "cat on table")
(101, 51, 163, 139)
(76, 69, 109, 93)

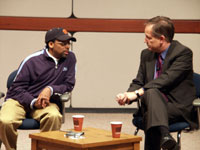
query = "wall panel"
(174, 34, 200, 73)
(0, 30, 45, 103)
(74, 0, 200, 19)
(0, 0, 72, 17)
(72, 32, 144, 108)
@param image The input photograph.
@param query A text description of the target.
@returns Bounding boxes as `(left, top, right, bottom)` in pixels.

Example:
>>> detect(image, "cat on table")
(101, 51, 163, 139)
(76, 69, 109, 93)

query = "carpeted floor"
(1, 113, 200, 150)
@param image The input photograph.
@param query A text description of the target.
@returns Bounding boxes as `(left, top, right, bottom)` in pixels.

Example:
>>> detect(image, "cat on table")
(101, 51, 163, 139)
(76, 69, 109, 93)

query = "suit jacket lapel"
(146, 53, 157, 81)
(162, 41, 175, 71)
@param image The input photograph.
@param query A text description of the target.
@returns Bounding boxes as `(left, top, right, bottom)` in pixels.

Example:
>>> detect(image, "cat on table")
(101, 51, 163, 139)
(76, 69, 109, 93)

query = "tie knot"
(157, 54, 163, 64)
(158, 53, 162, 59)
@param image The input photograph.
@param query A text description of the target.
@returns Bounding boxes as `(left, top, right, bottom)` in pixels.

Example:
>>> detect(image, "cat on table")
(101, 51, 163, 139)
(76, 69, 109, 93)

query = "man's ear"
(160, 35, 166, 41)
(48, 41, 54, 49)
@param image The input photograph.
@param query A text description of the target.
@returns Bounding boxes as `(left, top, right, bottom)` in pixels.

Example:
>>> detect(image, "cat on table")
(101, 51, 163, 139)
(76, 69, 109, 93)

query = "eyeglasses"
(56, 41, 71, 46)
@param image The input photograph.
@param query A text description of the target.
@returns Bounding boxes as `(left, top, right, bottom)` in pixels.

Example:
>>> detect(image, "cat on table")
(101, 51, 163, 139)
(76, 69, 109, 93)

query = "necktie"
(156, 54, 168, 102)
(156, 54, 162, 78)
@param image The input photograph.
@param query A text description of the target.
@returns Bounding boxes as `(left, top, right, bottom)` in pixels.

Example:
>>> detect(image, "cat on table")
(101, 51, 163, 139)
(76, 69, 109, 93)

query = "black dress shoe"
(161, 133, 178, 150)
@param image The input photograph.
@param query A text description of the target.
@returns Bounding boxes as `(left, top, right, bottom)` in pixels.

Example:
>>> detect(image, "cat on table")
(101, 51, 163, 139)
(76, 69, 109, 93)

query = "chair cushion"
(7, 70, 18, 89)
(18, 118, 40, 130)
(169, 122, 190, 132)
(132, 117, 144, 130)
(132, 117, 190, 132)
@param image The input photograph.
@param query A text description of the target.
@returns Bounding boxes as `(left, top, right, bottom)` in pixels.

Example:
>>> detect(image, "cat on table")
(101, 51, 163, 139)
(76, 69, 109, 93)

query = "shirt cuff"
(47, 86, 53, 96)
(30, 98, 37, 109)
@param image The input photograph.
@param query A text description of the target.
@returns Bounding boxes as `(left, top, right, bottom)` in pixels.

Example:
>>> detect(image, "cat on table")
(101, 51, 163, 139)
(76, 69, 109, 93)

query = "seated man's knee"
(46, 111, 62, 122)
(142, 88, 162, 104)
(0, 116, 14, 128)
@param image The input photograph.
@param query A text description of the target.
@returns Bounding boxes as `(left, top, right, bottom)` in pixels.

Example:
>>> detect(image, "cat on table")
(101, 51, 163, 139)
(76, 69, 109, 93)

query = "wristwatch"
(135, 90, 140, 98)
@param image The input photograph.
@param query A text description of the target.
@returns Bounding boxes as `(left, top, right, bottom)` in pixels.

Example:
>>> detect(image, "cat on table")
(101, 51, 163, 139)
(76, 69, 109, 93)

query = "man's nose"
(65, 43, 70, 48)
(144, 38, 147, 43)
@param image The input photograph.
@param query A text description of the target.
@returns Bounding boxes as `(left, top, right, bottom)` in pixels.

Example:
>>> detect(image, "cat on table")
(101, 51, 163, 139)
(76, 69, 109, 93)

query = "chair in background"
(0, 92, 4, 99)
(0, 91, 5, 148)
(132, 72, 200, 150)
(0, 70, 71, 148)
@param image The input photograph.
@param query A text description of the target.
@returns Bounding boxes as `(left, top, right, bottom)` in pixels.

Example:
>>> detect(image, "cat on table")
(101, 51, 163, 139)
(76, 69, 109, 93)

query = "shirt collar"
(45, 48, 59, 64)
(160, 44, 170, 60)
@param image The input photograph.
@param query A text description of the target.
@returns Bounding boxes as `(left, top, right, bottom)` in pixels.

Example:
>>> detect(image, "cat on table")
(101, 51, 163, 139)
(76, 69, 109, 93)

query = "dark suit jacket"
(128, 40, 197, 129)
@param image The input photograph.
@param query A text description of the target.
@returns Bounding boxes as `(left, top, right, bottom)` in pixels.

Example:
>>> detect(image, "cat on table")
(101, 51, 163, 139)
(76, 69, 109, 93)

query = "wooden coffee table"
(29, 127, 142, 150)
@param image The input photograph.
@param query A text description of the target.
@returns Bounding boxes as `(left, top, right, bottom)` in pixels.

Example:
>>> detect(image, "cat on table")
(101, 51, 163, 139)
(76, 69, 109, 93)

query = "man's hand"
(116, 88, 144, 106)
(34, 87, 51, 109)
(116, 92, 138, 105)
(116, 93, 128, 105)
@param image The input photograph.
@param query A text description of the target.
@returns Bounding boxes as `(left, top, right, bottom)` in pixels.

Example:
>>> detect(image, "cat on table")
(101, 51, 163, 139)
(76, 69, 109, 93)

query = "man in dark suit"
(116, 16, 197, 150)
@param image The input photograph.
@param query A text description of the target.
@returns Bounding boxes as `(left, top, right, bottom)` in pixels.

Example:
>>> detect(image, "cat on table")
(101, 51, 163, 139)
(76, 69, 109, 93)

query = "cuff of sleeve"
(30, 98, 37, 109)
(47, 86, 53, 96)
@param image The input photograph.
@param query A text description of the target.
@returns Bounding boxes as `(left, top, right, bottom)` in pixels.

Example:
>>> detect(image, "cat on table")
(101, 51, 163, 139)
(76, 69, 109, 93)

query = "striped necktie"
(156, 54, 162, 78)
(156, 54, 168, 101)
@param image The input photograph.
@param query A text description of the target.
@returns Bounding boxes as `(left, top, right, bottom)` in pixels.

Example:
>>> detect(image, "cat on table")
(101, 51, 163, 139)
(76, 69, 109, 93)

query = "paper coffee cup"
(72, 115, 84, 131)
(110, 121, 122, 138)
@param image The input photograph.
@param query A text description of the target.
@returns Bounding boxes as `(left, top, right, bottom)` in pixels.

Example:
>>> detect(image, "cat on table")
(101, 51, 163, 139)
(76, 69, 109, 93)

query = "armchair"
(132, 72, 200, 150)
(0, 92, 5, 148)
(0, 92, 4, 99)
(0, 70, 71, 148)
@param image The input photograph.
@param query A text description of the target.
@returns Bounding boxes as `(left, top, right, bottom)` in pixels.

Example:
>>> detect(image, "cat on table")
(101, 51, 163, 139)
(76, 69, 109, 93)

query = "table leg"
(133, 141, 140, 150)
(31, 139, 38, 150)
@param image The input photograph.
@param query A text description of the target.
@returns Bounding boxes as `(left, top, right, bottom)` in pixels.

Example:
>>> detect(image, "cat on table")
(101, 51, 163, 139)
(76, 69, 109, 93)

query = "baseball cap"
(45, 28, 76, 43)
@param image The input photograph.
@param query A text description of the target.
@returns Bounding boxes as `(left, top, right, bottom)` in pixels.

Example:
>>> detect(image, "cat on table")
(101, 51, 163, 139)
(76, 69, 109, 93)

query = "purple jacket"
(6, 48, 76, 111)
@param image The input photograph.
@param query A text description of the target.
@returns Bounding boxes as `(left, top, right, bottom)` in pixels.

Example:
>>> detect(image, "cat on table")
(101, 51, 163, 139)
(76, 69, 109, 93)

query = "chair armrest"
(59, 92, 71, 124)
(60, 92, 71, 102)
(193, 98, 200, 107)
(0, 92, 5, 99)
(193, 98, 200, 129)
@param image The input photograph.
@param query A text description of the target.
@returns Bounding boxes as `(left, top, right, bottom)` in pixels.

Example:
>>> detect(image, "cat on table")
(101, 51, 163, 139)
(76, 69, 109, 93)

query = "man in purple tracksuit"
(0, 28, 77, 150)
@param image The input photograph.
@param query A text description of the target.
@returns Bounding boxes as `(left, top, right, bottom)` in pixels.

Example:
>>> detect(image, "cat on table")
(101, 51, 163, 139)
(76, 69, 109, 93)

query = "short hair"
(145, 16, 175, 42)
(45, 39, 55, 49)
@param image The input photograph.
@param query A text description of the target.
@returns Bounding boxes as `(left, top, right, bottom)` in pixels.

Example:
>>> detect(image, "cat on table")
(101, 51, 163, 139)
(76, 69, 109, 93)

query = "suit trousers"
(140, 89, 183, 150)
(0, 99, 62, 150)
